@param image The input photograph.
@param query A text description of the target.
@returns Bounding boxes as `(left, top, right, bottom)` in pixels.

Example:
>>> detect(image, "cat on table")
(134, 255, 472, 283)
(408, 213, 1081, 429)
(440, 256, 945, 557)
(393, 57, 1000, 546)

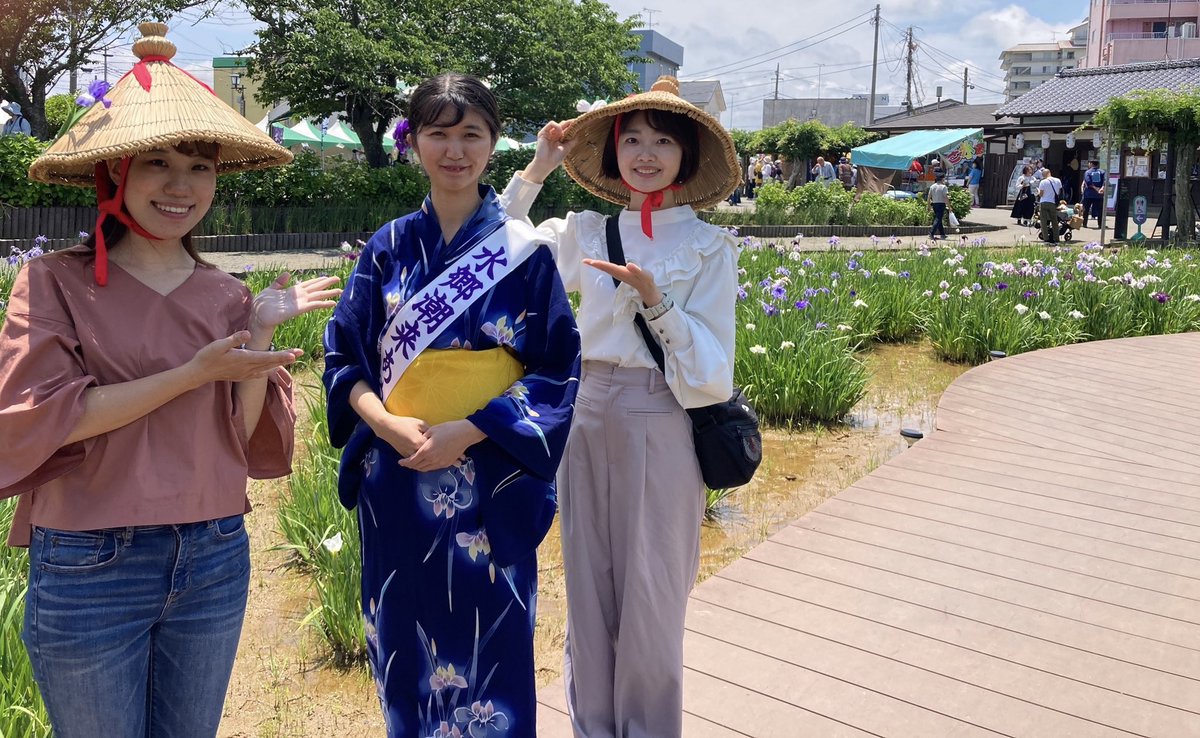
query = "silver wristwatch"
(641, 292, 674, 321)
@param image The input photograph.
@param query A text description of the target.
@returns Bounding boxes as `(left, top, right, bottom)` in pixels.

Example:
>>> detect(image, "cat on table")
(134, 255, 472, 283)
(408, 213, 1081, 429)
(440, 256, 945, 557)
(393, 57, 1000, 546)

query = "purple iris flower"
(815, 321, 829, 329)
(393, 118, 410, 155)
(898, 271, 910, 279)
(996, 282, 1009, 290)
(770, 285, 787, 300)
(76, 79, 112, 108)
(737, 286, 748, 301)
(1022, 290, 1037, 299)
(801, 258, 814, 268)
(848, 289, 857, 297)
(761, 301, 778, 316)
(34, 235, 48, 246)
(1153, 292, 1172, 303)
(830, 271, 841, 280)
(794, 299, 810, 310)
(775, 266, 791, 276)
(847, 259, 859, 271)
(758, 278, 773, 288)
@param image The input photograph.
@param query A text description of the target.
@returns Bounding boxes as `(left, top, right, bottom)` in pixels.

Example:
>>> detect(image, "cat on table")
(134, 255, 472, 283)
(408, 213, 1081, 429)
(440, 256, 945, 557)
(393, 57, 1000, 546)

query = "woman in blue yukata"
(322, 73, 581, 738)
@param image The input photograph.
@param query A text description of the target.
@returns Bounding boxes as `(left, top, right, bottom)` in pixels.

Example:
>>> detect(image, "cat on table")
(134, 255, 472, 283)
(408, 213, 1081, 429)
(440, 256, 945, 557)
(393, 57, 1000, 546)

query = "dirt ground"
(217, 343, 967, 736)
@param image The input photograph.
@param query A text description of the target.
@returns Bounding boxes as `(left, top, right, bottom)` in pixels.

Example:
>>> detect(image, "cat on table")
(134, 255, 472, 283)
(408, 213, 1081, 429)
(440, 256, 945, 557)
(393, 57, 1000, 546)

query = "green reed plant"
(0, 501, 50, 738)
(278, 392, 366, 665)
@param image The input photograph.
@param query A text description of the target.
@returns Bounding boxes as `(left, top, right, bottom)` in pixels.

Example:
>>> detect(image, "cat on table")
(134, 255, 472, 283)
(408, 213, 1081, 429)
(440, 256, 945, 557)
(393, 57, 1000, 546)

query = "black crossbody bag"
(604, 217, 762, 489)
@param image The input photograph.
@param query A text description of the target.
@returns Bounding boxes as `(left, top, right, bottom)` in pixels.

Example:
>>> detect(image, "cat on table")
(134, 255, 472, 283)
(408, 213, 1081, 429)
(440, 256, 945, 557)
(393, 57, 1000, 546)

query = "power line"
(687, 9, 874, 78)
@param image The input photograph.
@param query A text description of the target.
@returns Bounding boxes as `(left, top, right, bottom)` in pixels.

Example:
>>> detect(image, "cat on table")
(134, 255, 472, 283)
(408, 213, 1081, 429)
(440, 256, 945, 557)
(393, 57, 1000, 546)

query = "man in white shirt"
(1037, 167, 1063, 243)
(746, 159, 756, 199)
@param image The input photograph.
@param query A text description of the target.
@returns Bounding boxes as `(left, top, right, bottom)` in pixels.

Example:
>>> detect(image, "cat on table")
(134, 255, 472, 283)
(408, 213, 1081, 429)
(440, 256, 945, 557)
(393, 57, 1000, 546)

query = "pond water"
(697, 340, 970, 582)
(533, 340, 970, 685)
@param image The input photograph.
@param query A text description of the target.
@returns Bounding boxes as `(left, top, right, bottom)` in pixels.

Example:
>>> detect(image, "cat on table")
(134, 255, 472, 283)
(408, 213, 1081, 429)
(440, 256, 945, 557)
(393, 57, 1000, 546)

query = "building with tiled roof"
(994, 57, 1200, 122)
(869, 102, 1015, 135)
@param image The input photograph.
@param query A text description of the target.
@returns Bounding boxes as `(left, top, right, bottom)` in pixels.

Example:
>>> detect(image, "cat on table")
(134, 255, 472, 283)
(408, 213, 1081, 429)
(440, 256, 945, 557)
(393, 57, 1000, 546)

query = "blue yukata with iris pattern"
(322, 185, 580, 738)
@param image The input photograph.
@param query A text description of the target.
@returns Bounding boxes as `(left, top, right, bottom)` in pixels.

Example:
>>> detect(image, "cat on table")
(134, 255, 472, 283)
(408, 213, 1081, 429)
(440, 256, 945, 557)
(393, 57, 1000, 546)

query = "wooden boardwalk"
(537, 333, 1200, 737)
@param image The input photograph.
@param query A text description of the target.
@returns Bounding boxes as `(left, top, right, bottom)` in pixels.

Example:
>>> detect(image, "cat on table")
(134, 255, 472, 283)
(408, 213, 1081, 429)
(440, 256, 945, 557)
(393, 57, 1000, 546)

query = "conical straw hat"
(563, 77, 740, 210)
(29, 22, 291, 187)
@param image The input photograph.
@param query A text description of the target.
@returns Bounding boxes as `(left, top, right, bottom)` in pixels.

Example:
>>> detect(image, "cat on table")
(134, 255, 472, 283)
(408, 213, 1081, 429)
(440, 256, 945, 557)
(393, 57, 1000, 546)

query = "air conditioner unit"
(1182, 22, 1198, 38)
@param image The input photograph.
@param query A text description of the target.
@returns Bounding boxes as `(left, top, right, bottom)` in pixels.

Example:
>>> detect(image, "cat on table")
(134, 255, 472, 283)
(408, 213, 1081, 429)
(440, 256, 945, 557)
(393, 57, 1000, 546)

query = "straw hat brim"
(562, 89, 740, 211)
(29, 61, 292, 188)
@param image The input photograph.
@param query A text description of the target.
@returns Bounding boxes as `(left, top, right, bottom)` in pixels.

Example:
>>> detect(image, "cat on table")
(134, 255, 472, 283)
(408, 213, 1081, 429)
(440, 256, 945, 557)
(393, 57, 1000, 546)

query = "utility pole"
(904, 27, 916, 115)
(69, 37, 79, 94)
(962, 67, 969, 103)
(817, 63, 825, 101)
(773, 63, 781, 100)
(101, 49, 113, 83)
(868, 3, 880, 125)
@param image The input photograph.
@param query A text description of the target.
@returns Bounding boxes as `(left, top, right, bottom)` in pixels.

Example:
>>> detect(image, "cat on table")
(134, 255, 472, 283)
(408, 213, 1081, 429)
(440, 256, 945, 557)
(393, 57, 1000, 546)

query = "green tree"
(0, 0, 213, 139)
(821, 122, 879, 160)
(728, 128, 754, 160)
(1092, 87, 1200, 246)
(244, 0, 639, 168)
(44, 93, 75, 132)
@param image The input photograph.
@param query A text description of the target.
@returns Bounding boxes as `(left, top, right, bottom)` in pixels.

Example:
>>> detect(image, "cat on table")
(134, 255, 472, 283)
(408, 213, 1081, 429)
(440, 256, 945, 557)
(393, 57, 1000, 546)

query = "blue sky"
(52, 0, 1090, 130)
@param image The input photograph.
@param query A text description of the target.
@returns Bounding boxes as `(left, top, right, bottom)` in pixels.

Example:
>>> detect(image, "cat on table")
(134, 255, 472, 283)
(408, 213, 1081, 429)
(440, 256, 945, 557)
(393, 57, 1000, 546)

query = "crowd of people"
(1010, 157, 1107, 243)
(0, 22, 743, 738)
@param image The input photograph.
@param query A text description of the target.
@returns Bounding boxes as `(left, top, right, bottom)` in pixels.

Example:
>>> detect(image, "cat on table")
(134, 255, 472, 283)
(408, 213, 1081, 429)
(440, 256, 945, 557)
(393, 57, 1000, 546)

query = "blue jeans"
(22, 516, 250, 738)
(930, 202, 947, 239)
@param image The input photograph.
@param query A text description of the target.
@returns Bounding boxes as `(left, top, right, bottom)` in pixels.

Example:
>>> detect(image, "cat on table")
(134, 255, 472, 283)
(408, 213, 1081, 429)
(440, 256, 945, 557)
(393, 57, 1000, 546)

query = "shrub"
(0, 136, 95, 208)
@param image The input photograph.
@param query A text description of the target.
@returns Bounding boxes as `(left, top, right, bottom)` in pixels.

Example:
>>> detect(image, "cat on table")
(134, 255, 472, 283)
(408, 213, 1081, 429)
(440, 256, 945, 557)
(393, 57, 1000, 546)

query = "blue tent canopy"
(851, 128, 983, 171)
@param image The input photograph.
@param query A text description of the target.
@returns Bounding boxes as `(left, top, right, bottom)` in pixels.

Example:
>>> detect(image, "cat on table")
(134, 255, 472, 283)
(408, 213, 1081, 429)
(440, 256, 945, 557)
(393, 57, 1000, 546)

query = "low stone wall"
(3, 231, 375, 257)
(723, 222, 1002, 240)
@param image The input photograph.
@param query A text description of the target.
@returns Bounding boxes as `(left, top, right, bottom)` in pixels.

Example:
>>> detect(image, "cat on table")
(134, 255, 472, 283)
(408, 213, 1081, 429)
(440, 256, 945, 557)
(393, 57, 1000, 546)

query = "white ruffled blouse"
(501, 173, 737, 409)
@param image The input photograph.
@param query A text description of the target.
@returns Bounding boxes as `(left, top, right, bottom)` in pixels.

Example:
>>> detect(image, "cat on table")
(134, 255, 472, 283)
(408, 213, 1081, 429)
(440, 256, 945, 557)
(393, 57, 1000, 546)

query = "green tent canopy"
(851, 128, 982, 171)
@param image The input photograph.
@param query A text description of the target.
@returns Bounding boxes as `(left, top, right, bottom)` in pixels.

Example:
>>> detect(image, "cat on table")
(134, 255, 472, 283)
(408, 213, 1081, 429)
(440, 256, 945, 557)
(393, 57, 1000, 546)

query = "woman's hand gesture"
(185, 331, 302, 386)
(398, 420, 486, 473)
(250, 272, 342, 333)
(582, 259, 663, 308)
(375, 415, 430, 458)
(521, 119, 576, 184)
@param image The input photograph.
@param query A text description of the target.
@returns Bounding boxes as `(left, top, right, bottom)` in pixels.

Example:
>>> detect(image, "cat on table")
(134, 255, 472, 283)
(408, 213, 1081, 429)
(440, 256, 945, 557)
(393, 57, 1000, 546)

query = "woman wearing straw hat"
(322, 73, 580, 738)
(501, 76, 739, 738)
(0, 23, 340, 737)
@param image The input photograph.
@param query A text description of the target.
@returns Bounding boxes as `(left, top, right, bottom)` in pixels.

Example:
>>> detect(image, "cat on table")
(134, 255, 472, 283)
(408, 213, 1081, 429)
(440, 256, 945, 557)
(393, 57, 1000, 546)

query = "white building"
(999, 22, 1088, 101)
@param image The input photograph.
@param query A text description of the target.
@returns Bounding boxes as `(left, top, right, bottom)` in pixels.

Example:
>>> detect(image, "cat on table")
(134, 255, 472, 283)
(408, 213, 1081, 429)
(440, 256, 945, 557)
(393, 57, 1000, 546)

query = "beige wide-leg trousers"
(560, 361, 705, 738)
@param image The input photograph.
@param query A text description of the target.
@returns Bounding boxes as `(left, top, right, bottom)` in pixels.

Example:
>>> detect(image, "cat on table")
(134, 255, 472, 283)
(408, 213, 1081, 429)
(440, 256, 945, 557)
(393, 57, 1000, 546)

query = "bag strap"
(604, 216, 666, 373)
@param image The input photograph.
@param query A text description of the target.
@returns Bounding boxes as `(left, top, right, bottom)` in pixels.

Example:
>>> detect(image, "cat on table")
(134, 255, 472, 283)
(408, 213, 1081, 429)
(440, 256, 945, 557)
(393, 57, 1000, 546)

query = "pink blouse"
(0, 247, 296, 546)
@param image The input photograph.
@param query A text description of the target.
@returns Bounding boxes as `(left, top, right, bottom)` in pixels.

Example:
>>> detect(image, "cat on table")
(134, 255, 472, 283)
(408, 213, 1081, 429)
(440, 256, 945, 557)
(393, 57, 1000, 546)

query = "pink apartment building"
(1085, 0, 1200, 66)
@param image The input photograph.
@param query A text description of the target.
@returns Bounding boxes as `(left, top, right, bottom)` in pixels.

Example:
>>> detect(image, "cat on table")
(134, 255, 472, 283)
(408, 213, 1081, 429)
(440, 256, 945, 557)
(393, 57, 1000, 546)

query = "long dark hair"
(82, 140, 220, 268)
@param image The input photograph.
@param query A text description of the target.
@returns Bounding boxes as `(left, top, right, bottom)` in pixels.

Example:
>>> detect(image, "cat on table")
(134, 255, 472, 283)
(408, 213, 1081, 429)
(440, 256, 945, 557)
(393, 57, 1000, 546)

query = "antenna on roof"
(640, 7, 661, 29)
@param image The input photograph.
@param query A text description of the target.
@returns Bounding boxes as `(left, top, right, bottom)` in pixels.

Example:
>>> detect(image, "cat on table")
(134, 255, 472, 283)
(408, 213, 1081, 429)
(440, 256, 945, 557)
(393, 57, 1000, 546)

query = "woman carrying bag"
(501, 77, 742, 737)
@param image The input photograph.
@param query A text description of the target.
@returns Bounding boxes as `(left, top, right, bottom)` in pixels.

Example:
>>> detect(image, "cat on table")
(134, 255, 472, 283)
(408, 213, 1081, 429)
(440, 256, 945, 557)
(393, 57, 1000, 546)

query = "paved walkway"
(200, 205, 1103, 274)
(537, 332, 1200, 737)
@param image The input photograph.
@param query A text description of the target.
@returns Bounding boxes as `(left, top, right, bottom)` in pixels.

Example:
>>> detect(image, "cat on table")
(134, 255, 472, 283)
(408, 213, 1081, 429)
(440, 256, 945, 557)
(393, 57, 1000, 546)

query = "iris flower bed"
(734, 234, 1200, 422)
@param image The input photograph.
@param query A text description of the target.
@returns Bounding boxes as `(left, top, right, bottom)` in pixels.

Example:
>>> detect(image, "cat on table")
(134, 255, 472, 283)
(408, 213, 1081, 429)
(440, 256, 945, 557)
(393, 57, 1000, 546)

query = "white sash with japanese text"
(378, 219, 545, 401)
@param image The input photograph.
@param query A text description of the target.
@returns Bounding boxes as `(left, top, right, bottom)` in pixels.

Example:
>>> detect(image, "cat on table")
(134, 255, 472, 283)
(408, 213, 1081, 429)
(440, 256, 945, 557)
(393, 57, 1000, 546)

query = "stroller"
(1031, 206, 1082, 242)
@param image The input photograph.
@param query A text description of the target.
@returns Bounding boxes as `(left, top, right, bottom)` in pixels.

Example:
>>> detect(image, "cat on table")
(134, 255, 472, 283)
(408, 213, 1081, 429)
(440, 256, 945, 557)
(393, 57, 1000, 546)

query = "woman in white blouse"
(500, 77, 741, 738)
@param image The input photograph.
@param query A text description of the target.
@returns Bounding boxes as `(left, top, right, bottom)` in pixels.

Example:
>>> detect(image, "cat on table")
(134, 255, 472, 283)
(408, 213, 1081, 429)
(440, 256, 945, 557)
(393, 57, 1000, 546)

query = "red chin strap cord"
(86, 52, 211, 285)
(613, 112, 680, 240)
(91, 159, 162, 286)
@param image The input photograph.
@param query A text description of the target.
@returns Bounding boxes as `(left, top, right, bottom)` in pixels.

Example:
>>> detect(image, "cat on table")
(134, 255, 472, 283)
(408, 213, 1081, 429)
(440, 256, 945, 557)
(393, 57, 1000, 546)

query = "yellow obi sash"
(383, 348, 525, 426)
